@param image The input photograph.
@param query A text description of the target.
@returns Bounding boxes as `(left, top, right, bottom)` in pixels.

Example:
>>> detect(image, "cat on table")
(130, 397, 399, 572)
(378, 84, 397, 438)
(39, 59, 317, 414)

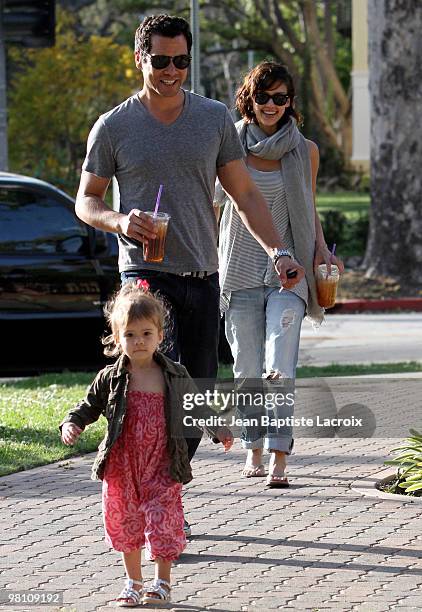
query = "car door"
(0, 182, 103, 318)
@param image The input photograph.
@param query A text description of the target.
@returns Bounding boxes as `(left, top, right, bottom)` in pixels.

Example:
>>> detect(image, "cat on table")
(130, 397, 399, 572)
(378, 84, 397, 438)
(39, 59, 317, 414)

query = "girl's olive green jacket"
(59, 352, 218, 484)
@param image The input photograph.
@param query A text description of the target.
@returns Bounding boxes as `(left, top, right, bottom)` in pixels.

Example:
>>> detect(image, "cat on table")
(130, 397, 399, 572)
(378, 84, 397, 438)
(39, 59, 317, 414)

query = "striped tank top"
(218, 167, 308, 311)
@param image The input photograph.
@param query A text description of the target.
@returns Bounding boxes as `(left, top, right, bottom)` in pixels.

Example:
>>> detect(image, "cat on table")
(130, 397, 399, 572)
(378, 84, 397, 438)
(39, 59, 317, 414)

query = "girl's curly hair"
(102, 282, 169, 358)
(236, 61, 303, 128)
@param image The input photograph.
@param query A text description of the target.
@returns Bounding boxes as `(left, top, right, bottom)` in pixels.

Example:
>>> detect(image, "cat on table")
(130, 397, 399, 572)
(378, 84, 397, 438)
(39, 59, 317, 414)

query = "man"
(76, 14, 304, 534)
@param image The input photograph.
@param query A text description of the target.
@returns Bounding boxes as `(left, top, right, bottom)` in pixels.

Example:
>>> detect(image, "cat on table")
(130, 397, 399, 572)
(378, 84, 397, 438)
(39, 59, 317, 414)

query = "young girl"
(60, 281, 233, 606)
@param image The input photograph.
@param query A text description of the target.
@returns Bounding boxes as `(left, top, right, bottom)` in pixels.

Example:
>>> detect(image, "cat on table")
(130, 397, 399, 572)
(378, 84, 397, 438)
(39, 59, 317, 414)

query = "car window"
(0, 187, 88, 254)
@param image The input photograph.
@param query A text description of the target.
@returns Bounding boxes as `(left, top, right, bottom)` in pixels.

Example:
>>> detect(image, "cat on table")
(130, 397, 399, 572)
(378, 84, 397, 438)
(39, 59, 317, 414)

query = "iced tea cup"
(142, 212, 170, 263)
(316, 264, 340, 309)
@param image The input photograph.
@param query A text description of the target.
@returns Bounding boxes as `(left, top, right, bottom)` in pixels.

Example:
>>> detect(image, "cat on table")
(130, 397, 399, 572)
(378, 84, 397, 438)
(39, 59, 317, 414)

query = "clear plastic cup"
(142, 212, 170, 263)
(316, 264, 340, 309)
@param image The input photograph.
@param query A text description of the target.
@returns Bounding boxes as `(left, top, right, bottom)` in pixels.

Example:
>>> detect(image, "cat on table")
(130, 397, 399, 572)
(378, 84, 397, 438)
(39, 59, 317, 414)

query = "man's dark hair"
(134, 14, 192, 55)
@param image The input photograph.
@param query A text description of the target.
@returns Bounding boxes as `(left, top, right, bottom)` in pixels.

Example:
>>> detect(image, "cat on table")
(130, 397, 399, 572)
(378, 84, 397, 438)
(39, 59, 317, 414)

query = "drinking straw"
(153, 184, 163, 217)
(327, 243, 336, 278)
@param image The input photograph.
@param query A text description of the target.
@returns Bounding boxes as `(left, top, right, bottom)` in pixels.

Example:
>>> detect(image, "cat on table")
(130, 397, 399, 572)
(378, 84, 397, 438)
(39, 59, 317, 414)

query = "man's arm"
(75, 170, 156, 244)
(217, 159, 305, 287)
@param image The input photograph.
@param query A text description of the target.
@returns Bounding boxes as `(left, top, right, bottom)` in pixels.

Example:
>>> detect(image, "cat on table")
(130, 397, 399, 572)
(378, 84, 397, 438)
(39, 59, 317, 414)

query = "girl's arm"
(307, 140, 344, 274)
(59, 370, 107, 435)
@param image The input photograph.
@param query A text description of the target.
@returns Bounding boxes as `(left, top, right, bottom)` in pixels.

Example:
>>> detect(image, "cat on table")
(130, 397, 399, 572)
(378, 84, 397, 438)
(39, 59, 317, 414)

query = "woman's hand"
(215, 426, 234, 452)
(275, 257, 305, 290)
(313, 242, 344, 275)
(61, 423, 83, 446)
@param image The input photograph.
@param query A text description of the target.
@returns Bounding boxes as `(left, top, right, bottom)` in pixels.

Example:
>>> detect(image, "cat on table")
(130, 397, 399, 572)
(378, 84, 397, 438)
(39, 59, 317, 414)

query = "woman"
(216, 61, 343, 487)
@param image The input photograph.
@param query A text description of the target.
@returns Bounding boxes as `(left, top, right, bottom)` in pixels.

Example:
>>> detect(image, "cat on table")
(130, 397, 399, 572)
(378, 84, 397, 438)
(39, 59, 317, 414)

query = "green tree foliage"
(115, 0, 352, 168)
(8, 9, 139, 194)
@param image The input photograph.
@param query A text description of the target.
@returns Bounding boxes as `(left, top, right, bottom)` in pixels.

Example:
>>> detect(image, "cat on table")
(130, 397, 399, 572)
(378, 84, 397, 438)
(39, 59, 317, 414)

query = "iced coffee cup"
(316, 264, 340, 309)
(142, 212, 170, 263)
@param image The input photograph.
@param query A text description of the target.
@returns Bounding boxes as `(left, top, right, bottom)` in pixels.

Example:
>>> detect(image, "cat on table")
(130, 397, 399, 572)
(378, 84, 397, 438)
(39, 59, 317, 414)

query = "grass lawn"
(217, 361, 422, 380)
(0, 372, 103, 478)
(1, 361, 421, 477)
(316, 191, 370, 219)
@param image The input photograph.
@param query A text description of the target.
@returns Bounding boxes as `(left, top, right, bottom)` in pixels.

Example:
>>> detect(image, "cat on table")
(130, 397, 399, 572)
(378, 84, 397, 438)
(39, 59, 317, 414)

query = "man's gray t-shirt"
(83, 91, 244, 273)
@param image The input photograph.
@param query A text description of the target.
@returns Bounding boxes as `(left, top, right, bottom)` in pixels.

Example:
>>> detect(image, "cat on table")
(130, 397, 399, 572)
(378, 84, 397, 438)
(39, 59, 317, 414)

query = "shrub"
(343, 212, 369, 256)
(320, 210, 346, 249)
(383, 429, 422, 496)
(320, 210, 369, 259)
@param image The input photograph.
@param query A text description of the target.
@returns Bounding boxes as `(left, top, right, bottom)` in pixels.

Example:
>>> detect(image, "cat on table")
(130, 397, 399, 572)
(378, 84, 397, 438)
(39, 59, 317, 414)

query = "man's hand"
(118, 210, 157, 244)
(313, 243, 345, 276)
(61, 423, 83, 446)
(275, 257, 305, 290)
(214, 426, 234, 452)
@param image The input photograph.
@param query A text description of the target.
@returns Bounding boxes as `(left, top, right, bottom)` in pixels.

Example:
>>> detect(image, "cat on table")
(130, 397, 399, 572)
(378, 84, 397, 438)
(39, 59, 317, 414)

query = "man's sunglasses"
(145, 53, 192, 70)
(254, 92, 290, 106)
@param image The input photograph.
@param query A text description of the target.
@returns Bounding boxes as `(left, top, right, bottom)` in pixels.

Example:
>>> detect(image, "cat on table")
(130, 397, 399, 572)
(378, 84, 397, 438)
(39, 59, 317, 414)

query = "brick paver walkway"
(1, 437, 422, 611)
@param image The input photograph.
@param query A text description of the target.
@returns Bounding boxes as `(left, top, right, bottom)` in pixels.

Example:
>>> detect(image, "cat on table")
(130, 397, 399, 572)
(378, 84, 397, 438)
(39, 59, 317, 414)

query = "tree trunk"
(364, 0, 422, 285)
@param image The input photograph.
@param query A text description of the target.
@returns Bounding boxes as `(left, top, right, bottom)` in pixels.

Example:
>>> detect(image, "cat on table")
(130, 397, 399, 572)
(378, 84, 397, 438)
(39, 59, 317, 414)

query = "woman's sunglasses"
(145, 53, 192, 70)
(254, 92, 289, 106)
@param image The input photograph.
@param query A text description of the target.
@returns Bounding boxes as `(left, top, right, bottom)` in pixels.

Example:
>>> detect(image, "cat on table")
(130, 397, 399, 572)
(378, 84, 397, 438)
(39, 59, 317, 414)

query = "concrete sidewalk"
(1, 434, 422, 611)
(299, 313, 422, 366)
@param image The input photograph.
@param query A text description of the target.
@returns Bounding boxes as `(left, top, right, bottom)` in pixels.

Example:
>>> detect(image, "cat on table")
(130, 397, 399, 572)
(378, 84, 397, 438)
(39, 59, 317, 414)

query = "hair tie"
(136, 278, 150, 291)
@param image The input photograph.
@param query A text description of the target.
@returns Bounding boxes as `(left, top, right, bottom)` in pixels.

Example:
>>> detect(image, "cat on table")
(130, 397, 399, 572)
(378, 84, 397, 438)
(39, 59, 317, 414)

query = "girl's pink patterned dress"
(102, 390, 186, 560)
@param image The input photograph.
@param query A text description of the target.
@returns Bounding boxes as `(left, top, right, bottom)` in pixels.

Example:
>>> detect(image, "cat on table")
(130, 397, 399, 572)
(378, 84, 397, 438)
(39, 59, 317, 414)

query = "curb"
(352, 467, 422, 504)
(331, 297, 422, 313)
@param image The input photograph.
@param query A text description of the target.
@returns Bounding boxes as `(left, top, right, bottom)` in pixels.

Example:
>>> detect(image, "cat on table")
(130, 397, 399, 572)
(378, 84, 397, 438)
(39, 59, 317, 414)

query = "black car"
(0, 172, 120, 374)
(0, 172, 233, 374)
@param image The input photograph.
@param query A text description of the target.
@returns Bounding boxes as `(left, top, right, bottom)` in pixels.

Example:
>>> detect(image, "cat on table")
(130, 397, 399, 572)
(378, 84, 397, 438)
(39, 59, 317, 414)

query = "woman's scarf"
(237, 117, 324, 325)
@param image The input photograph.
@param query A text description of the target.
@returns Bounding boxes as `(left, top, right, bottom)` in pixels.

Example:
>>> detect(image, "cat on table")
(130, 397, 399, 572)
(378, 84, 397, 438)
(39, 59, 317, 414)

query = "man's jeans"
(225, 286, 305, 453)
(121, 270, 220, 460)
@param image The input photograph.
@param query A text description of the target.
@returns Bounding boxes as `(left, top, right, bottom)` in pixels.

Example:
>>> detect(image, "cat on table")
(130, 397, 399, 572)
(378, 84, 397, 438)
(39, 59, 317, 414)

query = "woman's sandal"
(266, 473, 289, 488)
(142, 578, 171, 605)
(242, 464, 266, 478)
(115, 578, 143, 607)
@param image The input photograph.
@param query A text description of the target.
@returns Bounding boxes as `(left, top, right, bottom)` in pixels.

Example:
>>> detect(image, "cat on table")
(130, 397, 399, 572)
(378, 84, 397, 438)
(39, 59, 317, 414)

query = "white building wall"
(351, 0, 370, 171)
(351, 70, 370, 169)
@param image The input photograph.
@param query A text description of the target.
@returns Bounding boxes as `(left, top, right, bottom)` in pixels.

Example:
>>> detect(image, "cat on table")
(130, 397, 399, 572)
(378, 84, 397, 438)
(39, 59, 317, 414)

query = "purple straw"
(327, 243, 337, 278)
(153, 184, 163, 217)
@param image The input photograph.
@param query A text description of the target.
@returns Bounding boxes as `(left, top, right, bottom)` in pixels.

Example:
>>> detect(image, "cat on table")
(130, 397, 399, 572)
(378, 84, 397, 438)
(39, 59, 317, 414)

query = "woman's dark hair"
(236, 61, 303, 128)
(134, 14, 192, 55)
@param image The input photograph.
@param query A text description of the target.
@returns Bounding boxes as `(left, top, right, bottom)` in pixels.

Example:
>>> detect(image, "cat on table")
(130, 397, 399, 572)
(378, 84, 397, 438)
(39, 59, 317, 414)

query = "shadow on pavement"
(190, 533, 422, 559)
(178, 551, 422, 575)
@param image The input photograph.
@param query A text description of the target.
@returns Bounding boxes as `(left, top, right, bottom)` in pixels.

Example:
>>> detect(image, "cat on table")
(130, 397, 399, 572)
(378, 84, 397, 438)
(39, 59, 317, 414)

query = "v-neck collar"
(135, 89, 189, 128)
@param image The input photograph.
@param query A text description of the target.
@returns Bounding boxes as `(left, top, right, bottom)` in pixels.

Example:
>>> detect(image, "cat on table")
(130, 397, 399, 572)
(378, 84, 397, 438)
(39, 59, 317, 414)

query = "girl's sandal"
(142, 578, 171, 606)
(115, 578, 143, 607)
